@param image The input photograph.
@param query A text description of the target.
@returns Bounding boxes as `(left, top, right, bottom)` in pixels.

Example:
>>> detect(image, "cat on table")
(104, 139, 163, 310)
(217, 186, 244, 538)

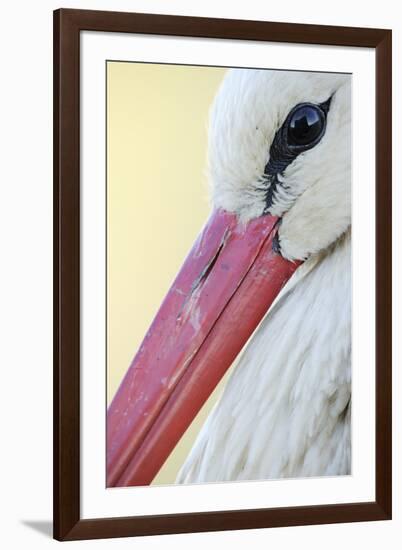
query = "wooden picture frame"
(53, 8, 392, 541)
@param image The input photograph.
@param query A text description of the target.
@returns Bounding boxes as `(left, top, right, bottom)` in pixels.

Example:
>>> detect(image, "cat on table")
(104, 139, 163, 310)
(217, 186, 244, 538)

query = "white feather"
(177, 233, 351, 483)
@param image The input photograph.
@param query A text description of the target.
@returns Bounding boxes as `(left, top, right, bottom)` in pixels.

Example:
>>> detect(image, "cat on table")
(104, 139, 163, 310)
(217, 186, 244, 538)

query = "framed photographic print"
(53, 8, 392, 541)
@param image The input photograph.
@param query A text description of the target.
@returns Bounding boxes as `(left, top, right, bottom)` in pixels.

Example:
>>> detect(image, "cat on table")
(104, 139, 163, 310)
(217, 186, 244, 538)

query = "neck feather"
(177, 231, 351, 484)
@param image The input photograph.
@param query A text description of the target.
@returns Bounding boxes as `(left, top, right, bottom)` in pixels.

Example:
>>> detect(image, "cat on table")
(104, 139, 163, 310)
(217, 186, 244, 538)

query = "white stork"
(107, 69, 351, 487)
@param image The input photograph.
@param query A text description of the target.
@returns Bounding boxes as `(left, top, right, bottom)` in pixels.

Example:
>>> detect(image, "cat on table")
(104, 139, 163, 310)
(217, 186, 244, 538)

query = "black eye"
(287, 105, 325, 147)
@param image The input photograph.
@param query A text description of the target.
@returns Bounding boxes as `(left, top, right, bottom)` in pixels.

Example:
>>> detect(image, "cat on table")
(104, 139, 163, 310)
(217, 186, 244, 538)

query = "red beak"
(107, 209, 300, 487)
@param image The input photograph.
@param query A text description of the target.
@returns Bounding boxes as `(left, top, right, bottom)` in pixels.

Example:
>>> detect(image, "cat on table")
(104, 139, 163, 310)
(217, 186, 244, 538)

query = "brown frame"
(53, 8, 392, 541)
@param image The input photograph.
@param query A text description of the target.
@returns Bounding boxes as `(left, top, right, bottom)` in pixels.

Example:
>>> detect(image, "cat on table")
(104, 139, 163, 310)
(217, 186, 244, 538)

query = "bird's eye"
(287, 104, 326, 148)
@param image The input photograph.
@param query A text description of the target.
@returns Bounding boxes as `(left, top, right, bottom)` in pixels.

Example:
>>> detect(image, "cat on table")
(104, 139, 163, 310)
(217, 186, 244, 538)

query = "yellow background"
(107, 62, 228, 485)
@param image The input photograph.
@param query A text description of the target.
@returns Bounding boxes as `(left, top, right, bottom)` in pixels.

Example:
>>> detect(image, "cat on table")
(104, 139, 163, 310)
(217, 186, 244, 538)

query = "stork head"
(209, 69, 351, 260)
(107, 69, 351, 487)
